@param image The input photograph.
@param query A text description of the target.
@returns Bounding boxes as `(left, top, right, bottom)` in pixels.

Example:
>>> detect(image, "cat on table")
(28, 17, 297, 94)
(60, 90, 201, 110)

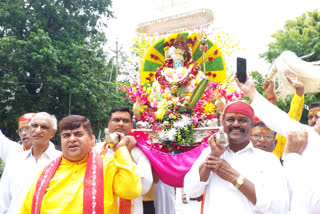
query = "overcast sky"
(104, 0, 319, 75)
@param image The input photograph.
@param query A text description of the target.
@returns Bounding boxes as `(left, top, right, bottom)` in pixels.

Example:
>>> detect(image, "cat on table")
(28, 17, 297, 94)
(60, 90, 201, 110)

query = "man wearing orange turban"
(0, 113, 35, 163)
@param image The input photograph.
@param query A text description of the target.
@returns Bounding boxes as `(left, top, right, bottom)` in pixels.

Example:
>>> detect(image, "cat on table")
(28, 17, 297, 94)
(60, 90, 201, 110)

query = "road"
(175, 188, 201, 214)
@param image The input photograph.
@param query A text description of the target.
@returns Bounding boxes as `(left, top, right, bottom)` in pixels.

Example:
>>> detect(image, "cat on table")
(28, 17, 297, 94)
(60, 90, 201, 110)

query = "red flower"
(212, 73, 217, 78)
(208, 57, 213, 62)
(200, 43, 208, 52)
(206, 72, 212, 76)
(149, 73, 154, 77)
(214, 50, 218, 55)
(154, 56, 159, 60)
(164, 42, 169, 47)
(146, 77, 151, 81)
(150, 54, 155, 58)
(170, 38, 175, 43)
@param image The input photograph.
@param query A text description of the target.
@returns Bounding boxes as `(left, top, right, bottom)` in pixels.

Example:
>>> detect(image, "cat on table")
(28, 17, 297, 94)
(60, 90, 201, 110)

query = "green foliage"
(261, 10, 320, 62)
(0, 0, 132, 141)
(259, 9, 320, 124)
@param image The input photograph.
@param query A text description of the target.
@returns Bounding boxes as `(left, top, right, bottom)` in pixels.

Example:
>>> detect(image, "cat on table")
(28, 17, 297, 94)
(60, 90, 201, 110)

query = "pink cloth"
(132, 131, 209, 187)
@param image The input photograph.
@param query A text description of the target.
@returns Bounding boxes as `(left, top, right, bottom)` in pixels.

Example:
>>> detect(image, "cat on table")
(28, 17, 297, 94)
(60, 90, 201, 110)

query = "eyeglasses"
(16, 126, 30, 134)
(251, 133, 274, 141)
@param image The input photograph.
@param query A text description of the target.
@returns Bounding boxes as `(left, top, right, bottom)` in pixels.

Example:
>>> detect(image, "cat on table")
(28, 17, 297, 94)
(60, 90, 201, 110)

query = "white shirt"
(95, 143, 153, 214)
(0, 142, 61, 214)
(184, 143, 289, 214)
(0, 131, 24, 163)
(154, 180, 176, 214)
(251, 93, 320, 213)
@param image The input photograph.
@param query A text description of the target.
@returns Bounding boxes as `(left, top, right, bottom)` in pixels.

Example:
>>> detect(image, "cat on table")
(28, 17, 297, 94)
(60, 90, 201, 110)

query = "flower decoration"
(121, 32, 244, 147)
(120, 73, 243, 147)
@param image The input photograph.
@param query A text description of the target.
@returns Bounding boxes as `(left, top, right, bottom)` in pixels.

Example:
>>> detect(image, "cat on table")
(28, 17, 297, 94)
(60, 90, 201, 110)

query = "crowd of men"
(0, 70, 319, 214)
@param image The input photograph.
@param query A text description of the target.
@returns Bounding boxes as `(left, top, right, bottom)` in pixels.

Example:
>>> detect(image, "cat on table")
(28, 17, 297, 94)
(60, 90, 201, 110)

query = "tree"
(0, 0, 131, 141)
(261, 10, 320, 62)
(259, 9, 320, 124)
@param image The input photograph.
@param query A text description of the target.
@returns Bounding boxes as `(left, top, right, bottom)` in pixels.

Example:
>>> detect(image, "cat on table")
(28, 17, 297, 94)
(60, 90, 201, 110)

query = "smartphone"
(236, 57, 247, 83)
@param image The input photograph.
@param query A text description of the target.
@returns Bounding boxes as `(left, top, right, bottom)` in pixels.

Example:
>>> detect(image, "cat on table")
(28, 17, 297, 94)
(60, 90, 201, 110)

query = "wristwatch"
(234, 175, 245, 189)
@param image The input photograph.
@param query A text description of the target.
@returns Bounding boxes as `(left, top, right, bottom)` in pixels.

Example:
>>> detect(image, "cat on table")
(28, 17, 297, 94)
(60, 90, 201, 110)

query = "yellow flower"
(140, 105, 147, 113)
(203, 103, 216, 114)
(155, 109, 166, 120)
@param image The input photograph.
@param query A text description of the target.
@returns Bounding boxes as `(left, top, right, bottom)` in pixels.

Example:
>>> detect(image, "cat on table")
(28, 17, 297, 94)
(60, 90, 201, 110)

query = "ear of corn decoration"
(187, 78, 209, 112)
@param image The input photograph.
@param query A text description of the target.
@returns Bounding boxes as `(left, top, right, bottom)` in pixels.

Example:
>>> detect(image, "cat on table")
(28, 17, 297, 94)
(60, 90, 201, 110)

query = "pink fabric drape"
(132, 131, 209, 187)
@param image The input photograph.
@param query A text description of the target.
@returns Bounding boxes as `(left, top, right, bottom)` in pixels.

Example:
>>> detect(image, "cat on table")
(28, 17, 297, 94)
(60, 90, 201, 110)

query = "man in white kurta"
(0, 112, 61, 214)
(98, 106, 153, 214)
(184, 101, 289, 214)
(0, 113, 36, 163)
(236, 76, 320, 213)
(154, 180, 176, 214)
(0, 131, 24, 163)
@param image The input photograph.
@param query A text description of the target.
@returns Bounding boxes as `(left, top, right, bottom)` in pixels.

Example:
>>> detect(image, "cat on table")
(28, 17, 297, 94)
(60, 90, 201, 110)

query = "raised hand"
(111, 132, 129, 151)
(235, 74, 258, 101)
(284, 69, 304, 96)
(208, 134, 227, 157)
(126, 136, 137, 153)
(284, 128, 308, 155)
(263, 79, 275, 97)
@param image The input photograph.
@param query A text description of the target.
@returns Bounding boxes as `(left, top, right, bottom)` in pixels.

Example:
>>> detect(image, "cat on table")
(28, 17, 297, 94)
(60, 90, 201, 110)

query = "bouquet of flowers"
(120, 77, 243, 146)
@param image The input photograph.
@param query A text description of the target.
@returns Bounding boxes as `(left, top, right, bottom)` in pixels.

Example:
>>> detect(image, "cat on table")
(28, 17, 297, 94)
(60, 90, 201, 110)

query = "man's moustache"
(228, 127, 245, 133)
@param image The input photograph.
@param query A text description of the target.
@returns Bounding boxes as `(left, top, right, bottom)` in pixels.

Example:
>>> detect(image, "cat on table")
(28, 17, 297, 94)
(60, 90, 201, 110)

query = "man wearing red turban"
(184, 101, 289, 214)
(0, 113, 36, 163)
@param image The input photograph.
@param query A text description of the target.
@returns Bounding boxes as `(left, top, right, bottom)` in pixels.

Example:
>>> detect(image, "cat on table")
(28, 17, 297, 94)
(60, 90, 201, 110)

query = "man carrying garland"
(19, 115, 141, 213)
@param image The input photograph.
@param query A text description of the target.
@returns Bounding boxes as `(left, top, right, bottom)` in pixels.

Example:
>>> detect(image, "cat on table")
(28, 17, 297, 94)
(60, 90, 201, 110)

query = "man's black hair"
(109, 106, 133, 121)
(308, 102, 320, 111)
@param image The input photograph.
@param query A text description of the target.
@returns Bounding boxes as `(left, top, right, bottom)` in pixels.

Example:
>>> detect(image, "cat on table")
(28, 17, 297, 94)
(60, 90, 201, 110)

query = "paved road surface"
(175, 188, 201, 214)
